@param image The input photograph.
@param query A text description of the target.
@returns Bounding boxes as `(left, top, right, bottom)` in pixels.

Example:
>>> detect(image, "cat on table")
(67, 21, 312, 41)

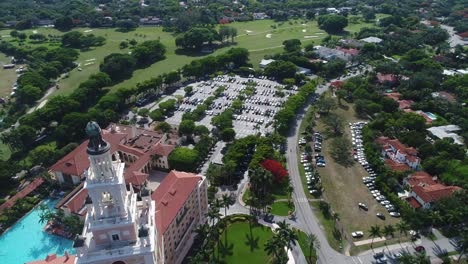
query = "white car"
(352, 231, 364, 238)
(390, 212, 401, 217)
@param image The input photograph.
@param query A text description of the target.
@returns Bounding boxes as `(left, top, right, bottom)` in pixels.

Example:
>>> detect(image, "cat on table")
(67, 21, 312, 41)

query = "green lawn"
(309, 201, 344, 253)
(0, 52, 17, 98)
(295, 229, 318, 264)
(270, 201, 295, 216)
(218, 221, 274, 263)
(0, 16, 379, 99)
(0, 141, 11, 161)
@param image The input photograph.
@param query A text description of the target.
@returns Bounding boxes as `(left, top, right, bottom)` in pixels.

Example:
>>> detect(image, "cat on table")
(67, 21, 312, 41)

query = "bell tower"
(85, 121, 128, 219)
(74, 122, 158, 264)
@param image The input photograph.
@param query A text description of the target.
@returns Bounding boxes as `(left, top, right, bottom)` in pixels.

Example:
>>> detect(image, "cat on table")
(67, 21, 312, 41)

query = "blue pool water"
(0, 199, 76, 264)
(425, 112, 437, 120)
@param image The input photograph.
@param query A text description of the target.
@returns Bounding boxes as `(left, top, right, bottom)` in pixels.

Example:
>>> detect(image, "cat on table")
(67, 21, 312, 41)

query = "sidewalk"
(354, 237, 386, 246)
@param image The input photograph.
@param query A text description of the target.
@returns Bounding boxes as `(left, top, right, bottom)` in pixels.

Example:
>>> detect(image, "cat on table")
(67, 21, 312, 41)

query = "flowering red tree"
(260, 159, 288, 182)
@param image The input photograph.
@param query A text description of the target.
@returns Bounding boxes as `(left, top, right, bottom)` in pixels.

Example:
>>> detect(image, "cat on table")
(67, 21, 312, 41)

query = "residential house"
(384, 92, 414, 110)
(259, 59, 275, 68)
(339, 38, 364, 48)
(360, 36, 383, 44)
(427, 125, 463, 145)
(404, 171, 462, 209)
(253, 12, 270, 20)
(376, 73, 398, 86)
(140, 16, 162, 26)
(431, 91, 456, 103)
(314, 46, 353, 62)
(376, 137, 420, 170)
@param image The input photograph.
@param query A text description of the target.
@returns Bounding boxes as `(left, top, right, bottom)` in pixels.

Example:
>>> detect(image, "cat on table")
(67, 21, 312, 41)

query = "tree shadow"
(338, 104, 349, 111)
(219, 240, 234, 257)
(244, 232, 260, 252)
(332, 227, 342, 241)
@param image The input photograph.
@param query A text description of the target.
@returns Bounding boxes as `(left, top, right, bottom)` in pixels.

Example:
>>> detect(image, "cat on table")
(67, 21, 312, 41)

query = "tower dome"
(85, 121, 110, 155)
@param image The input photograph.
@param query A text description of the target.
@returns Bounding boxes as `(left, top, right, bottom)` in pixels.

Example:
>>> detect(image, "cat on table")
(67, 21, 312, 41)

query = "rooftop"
(26, 253, 75, 264)
(151, 170, 202, 234)
(360, 36, 383, 43)
(427, 125, 463, 145)
(412, 184, 462, 204)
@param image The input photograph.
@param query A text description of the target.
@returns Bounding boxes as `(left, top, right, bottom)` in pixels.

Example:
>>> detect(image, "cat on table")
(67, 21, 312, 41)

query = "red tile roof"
(384, 159, 411, 172)
(0, 177, 45, 212)
(50, 131, 127, 177)
(337, 47, 359, 56)
(436, 91, 456, 103)
(398, 100, 414, 109)
(330, 80, 344, 88)
(385, 92, 401, 101)
(412, 184, 462, 204)
(407, 197, 422, 209)
(377, 73, 397, 83)
(26, 253, 75, 264)
(62, 187, 88, 216)
(406, 171, 437, 187)
(151, 171, 202, 234)
(50, 124, 175, 186)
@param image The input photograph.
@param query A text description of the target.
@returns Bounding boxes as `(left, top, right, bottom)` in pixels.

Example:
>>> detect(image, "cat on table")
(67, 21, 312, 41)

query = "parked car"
(351, 231, 364, 238)
(415, 246, 425, 252)
(376, 213, 385, 220)
(358, 203, 368, 210)
(389, 212, 401, 217)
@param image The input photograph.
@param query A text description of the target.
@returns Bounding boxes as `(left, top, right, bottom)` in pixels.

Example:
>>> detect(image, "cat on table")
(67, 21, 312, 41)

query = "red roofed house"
(152, 170, 208, 264)
(330, 80, 344, 89)
(376, 73, 398, 86)
(26, 252, 75, 264)
(337, 47, 360, 56)
(50, 123, 177, 186)
(376, 136, 420, 170)
(384, 93, 414, 110)
(403, 171, 462, 209)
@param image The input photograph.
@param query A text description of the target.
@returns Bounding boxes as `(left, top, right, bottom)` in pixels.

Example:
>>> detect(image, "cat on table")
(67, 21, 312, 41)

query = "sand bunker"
(301, 24, 307, 26)
(84, 62, 95, 66)
(304, 36, 319, 39)
(84, 29, 93, 33)
(245, 30, 253, 33)
(316, 32, 325, 35)
(302, 29, 307, 33)
(266, 34, 272, 38)
(85, 58, 96, 62)
(32, 30, 38, 34)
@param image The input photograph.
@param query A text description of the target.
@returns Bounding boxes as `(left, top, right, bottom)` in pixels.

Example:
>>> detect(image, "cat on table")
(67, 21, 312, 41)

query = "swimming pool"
(0, 199, 76, 264)
(425, 112, 437, 120)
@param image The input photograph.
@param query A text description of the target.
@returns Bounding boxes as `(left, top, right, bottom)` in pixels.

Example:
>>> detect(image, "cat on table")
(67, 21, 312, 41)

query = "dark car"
(376, 213, 386, 220)
(415, 246, 425, 252)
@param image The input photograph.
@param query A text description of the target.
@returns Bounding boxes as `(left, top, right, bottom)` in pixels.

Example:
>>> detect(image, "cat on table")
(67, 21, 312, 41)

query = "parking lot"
(166, 75, 297, 138)
(313, 101, 400, 241)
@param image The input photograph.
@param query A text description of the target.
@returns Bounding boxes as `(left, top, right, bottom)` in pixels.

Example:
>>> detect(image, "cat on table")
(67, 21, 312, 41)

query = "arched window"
(101, 191, 113, 203)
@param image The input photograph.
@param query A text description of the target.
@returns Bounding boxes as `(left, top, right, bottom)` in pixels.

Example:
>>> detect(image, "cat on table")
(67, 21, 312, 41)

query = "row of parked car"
(301, 152, 321, 195)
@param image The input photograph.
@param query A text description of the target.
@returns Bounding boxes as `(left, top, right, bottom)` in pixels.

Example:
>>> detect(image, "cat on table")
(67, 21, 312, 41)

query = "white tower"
(74, 122, 158, 264)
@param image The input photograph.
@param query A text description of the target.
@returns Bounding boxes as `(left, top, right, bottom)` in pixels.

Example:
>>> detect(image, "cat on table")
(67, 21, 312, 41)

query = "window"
(112, 234, 120, 241)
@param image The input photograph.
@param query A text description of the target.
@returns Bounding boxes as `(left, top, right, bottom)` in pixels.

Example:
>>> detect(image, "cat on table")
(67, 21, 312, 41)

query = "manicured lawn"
(314, 97, 400, 243)
(218, 221, 274, 263)
(0, 16, 378, 99)
(0, 52, 18, 98)
(270, 201, 294, 216)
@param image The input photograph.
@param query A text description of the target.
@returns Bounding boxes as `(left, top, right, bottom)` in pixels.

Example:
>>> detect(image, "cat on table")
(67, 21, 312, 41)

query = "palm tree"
(265, 236, 283, 260)
(397, 221, 410, 243)
(383, 225, 395, 239)
(276, 220, 298, 250)
(286, 181, 294, 206)
(456, 230, 468, 263)
(221, 194, 231, 246)
(368, 225, 382, 249)
(305, 233, 320, 262)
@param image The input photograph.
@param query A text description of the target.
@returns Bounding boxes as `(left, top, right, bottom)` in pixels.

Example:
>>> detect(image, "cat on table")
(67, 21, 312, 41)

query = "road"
(440, 24, 467, 48)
